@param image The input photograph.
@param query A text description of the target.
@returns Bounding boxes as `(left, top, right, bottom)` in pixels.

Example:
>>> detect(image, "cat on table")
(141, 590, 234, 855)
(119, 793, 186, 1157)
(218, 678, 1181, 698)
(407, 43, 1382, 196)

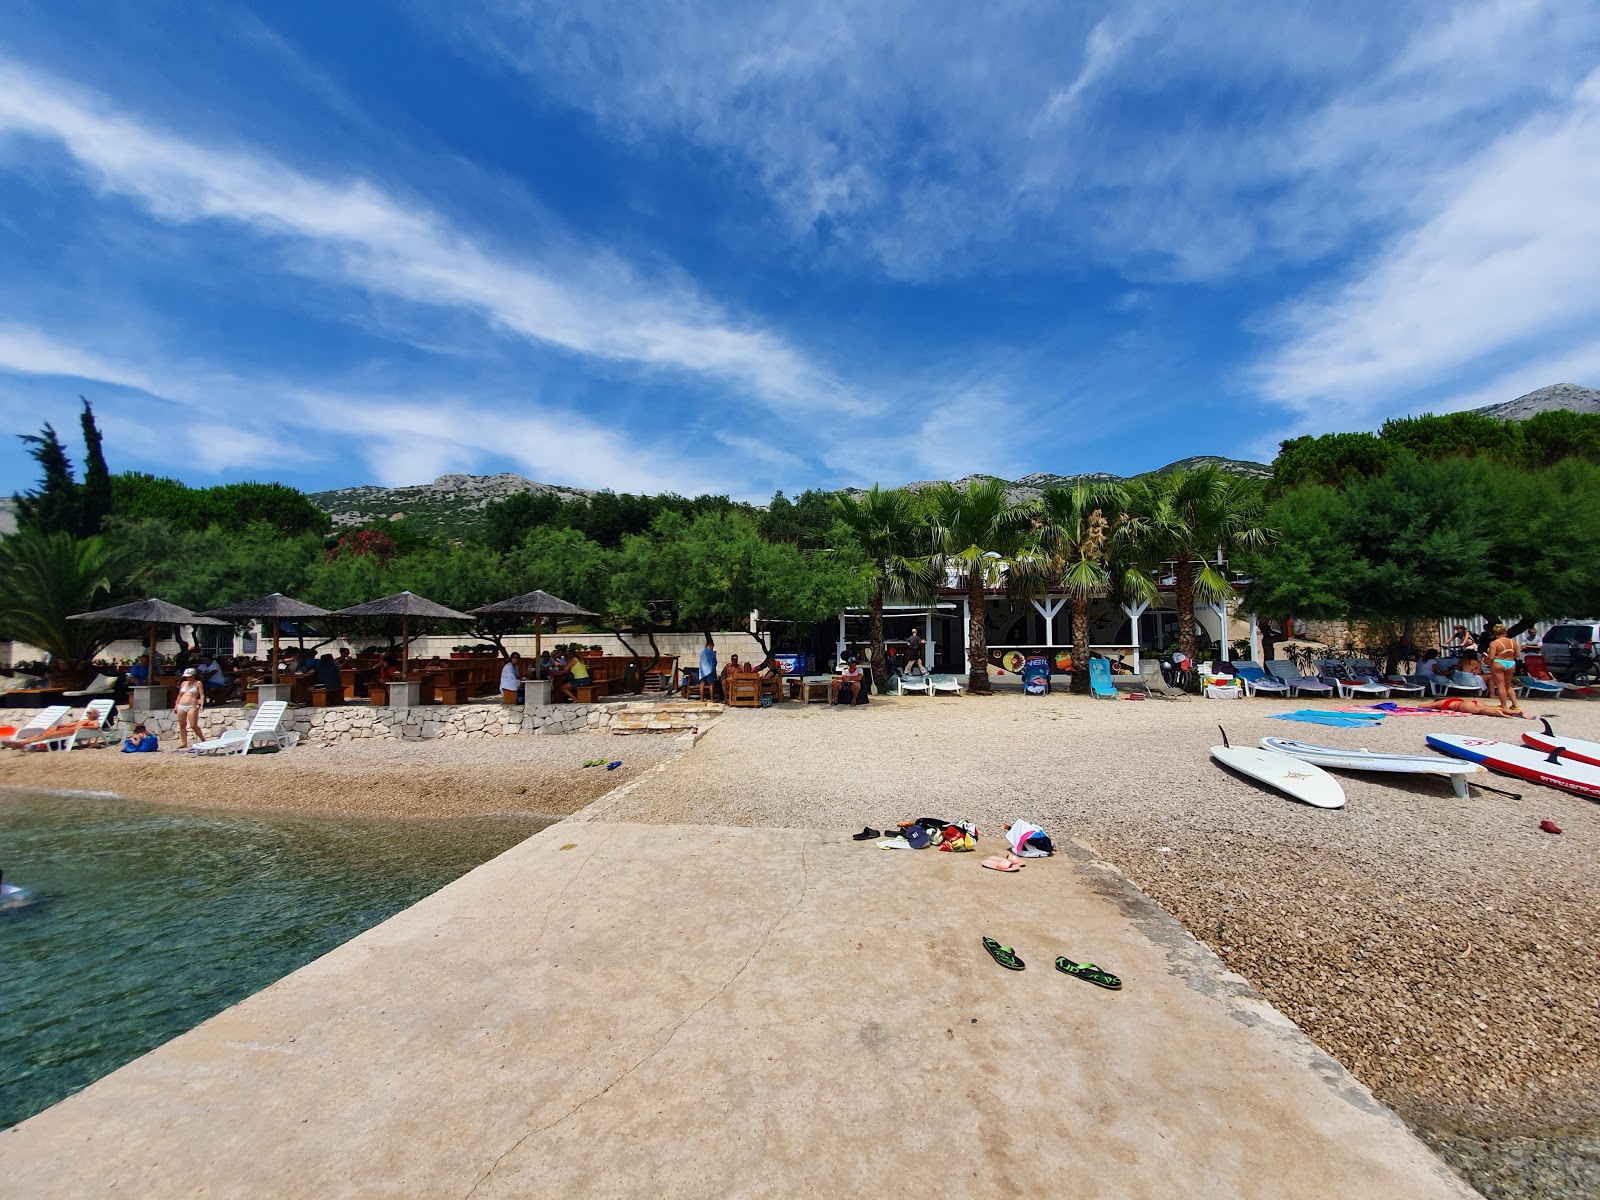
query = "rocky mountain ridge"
(1470, 382, 1600, 421)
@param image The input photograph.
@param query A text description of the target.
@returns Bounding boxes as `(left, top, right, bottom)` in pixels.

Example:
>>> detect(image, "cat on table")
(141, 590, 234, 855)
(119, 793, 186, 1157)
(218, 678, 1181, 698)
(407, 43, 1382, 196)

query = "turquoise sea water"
(0, 789, 546, 1129)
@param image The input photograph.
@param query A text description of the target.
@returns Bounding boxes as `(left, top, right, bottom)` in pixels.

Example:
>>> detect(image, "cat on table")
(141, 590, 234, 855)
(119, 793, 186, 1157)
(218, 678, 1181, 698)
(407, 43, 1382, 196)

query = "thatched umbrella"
(68, 598, 229, 684)
(468, 589, 596, 673)
(332, 591, 471, 677)
(201, 593, 332, 684)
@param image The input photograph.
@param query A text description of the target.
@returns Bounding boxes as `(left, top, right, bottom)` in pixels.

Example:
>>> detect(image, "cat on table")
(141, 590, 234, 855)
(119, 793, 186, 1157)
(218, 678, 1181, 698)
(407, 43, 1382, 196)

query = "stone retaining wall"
(0, 703, 610, 745)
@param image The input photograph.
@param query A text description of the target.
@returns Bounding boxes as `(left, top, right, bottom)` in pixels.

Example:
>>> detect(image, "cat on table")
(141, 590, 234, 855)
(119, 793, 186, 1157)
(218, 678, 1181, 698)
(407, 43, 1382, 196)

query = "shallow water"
(0, 789, 547, 1129)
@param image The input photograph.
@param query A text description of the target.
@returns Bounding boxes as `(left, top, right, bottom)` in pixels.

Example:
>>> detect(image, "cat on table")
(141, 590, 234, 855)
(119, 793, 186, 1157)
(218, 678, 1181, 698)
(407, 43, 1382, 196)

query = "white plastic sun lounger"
(2, 705, 74, 749)
(1265, 660, 1331, 696)
(896, 671, 932, 696)
(39, 699, 117, 751)
(928, 673, 964, 696)
(1233, 662, 1291, 698)
(185, 701, 298, 756)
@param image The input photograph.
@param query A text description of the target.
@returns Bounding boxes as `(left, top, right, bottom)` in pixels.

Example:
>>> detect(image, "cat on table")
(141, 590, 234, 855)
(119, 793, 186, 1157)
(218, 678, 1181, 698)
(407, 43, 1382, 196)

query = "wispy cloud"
(0, 58, 848, 418)
(1256, 67, 1600, 427)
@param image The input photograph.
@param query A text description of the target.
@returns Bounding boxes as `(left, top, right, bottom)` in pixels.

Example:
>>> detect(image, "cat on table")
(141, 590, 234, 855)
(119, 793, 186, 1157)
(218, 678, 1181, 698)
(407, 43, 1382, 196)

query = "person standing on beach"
(173, 667, 204, 750)
(698, 637, 717, 701)
(1486, 623, 1521, 713)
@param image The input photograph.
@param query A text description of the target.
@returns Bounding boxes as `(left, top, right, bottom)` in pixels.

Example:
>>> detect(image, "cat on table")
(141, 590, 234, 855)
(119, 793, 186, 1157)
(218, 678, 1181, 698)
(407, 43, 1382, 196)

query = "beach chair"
(1088, 658, 1118, 700)
(724, 675, 762, 708)
(25, 700, 116, 751)
(1517, 654, 1569, 698)
(1372, 674, 1425, 696)
(1, 705, 74, 749)
(1443, 670, 1487, 698)
(1265, 660, 1332, 696)
(1315, 660, 1389, 699)
(928, 673, 964, 696)
(896, 671, 932, 696)
(1232, 662, 1291, 698)
(63, 672, 119, 699)
(186, 701, 299, 756)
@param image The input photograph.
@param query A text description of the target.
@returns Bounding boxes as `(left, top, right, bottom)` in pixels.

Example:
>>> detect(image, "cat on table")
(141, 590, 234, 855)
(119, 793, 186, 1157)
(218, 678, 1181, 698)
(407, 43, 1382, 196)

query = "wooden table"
(786, 675, 832, 704)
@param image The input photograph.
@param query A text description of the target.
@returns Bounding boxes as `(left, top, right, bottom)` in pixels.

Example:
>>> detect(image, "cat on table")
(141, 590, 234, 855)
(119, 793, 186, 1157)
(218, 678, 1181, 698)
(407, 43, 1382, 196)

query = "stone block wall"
(0, 703, 611, 745)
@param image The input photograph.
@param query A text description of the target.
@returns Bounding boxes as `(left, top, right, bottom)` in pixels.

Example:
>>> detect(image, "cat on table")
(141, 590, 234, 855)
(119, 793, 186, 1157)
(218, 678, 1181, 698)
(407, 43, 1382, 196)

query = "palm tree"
(831, 486, 933, 692)
(0, 530, 141, 681)
(1034, 482, 1155, 693)
(927, 478, 1038, 695)
(1127, 466, 1274, 663)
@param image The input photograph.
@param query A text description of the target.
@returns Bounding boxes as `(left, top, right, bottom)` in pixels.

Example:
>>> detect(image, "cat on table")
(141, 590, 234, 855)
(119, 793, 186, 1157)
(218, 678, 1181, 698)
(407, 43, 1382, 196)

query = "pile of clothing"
(857, 817, 979, 852)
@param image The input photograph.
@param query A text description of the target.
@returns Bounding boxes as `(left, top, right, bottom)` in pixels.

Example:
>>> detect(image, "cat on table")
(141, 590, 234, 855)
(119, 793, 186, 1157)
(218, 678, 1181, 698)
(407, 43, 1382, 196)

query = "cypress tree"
(14, 423, 81, 536)
(79, 397, 113, 535)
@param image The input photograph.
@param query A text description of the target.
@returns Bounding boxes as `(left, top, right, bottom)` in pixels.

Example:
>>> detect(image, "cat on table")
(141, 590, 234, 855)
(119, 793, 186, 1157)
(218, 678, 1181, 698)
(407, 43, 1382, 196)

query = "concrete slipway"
(0, 823, 1475, 1198)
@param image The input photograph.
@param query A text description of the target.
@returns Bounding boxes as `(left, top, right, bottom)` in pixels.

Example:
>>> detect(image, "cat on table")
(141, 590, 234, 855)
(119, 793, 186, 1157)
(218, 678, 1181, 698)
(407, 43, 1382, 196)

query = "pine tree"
(14, 423, 81, 536)
(79, 397, 113, 535)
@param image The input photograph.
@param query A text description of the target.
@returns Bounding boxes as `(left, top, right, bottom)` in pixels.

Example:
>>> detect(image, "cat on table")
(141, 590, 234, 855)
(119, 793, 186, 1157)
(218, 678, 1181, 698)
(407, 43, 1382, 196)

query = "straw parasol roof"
(69, 598, 229, 626)
(331, 591, 471, 677)
(201, 592, 331, 620)
(69, 598, 228, 689)
(467, 589, 594, 618)
(201, 593, 333, 684)
(469, 590, 595, 673)
(333, 591, 471, 621)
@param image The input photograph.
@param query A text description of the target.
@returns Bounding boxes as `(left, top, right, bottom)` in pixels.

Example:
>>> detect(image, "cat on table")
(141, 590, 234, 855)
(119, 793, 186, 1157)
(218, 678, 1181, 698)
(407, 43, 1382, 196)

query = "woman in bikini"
(1416, 695, 1527, 718)
(173, 666, 205, 750)
(1485, 623, 1522, 713)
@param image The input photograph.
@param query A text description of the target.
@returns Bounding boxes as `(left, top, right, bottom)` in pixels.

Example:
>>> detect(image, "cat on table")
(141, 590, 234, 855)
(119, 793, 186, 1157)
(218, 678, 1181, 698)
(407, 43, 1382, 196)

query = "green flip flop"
(1055, 956, 1121, 990)
(982, 937, 1025, 971)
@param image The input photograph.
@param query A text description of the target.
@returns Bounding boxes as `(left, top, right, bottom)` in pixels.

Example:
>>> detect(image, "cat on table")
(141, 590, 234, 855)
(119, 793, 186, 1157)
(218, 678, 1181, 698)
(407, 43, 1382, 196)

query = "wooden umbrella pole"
(148, 621, 157, 687)
(271, 618, 281, 684)
(402, 612, 410, 678)
(535, 616, 543, 677)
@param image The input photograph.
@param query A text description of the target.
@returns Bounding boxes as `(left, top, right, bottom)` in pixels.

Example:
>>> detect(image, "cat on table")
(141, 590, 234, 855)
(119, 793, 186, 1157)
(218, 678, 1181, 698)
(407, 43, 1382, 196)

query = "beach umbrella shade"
(201, 593, 332, 684)
(68, 598, 230, 685)
(331, 591, 471, 677)
(468, 590, 596, 671)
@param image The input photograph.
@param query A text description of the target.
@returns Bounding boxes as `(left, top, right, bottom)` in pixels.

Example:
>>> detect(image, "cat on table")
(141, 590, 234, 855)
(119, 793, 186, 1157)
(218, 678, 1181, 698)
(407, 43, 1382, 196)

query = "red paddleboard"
(1427, 733, 1600, 800)
(1522, 719, 1600, 769)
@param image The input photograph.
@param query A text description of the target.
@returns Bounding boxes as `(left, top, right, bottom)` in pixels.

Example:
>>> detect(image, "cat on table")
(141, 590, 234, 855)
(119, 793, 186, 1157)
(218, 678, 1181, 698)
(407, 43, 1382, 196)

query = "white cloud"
(1256, 68, 1600, 426)
(0, 58, 850, 418)
(435, 0, 1600, 281)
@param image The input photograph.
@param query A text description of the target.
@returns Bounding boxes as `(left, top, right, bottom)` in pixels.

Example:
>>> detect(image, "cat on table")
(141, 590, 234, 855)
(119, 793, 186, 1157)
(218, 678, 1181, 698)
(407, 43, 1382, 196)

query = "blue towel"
(1268, 710, 1386, 727)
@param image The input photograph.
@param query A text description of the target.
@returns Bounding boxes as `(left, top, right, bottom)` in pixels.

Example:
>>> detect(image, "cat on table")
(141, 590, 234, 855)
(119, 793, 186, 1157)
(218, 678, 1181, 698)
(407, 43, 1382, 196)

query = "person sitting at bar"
(311, 653, 342, 693)
(500, 652, 525, 705)
(126, 654, 152, 686)
(197, 652, 231, 702)
(377, 653, 401, 683)
(559, 650, 591, 702)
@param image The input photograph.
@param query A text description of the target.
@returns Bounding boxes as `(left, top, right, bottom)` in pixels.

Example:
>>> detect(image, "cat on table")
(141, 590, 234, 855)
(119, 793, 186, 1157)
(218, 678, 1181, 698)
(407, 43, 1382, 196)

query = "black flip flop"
(982, 937, 1025, 971)
(1055, 956, 1121, 990)
(851, 827, 882, 841)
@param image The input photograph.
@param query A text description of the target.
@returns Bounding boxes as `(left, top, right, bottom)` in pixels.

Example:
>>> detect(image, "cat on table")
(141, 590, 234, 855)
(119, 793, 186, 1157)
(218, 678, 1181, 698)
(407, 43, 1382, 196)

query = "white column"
(1031, 596, 1066, 646)
(1248, 613, 1259, 664)
(925, 609, 935, 670)
(1121, 600, 1149, 673)
(1213, 600, 1228, 660)
(837, 612, 846, 666)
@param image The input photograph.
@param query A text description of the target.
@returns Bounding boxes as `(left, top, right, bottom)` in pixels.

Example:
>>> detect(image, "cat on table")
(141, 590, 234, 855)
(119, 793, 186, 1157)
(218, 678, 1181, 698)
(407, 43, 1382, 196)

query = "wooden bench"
(433, 683, 471, 705)
(571, 683, 604, 704)
(311, 686, 345, 707)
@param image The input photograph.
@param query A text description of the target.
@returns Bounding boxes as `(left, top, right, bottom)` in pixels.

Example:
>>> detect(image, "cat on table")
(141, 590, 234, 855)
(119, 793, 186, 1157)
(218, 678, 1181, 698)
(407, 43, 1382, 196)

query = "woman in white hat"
(174, 666, 205, 750)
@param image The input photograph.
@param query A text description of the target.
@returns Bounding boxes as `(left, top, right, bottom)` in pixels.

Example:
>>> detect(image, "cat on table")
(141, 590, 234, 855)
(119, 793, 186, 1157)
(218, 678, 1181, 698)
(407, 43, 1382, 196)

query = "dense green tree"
(1243, 455, 1600, 640)
(482, 490, 568, 551)
(926, 478, 1038, 694)
(759, 488, 838, 548)
(1128, 466, 1273, 662)
(830, 486, 932, 691)
(79, 399, 113, 535)
(1271, 431, 1394, 491)
(105, 518, 322, 611)
(111, 473, 330, 535)
(14, 423, 80, 536)
(0, 530, 143, 679)
(503, 527, 612, 615)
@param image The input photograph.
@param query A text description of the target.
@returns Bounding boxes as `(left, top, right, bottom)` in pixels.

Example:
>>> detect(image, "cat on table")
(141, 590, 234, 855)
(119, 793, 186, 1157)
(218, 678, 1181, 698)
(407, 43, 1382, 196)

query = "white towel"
(1005, 821, 1048, 856)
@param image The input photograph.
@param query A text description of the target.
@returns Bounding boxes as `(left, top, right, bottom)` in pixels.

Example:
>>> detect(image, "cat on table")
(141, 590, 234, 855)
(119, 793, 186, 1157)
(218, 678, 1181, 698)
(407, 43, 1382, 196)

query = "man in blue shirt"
(698, 637, 718, 700)
(127, 654, 151, 686)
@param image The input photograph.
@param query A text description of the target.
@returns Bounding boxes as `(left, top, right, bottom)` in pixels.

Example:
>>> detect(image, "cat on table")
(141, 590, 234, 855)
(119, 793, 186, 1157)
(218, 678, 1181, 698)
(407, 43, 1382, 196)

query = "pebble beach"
(4, 690, 1596, 1197)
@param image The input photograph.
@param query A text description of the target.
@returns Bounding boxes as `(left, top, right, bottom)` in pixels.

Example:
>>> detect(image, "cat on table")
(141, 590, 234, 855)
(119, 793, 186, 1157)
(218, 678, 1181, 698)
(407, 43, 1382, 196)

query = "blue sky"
(2, 1, 1599, 502)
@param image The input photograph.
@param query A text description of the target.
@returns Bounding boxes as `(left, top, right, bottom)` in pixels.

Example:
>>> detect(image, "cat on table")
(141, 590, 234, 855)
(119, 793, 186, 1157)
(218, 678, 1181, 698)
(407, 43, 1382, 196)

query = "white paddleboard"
(1522, 720, 1600, 769)
(1211, 744, 1346, 808)
(1260, 737, 1485, 798)
(1426, 733, 1600, 800)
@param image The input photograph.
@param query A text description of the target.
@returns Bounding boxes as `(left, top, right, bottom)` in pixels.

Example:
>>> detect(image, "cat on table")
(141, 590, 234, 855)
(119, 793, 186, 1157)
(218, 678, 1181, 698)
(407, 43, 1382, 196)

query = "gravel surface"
(0, 734, 679, 820)
(583, 690, 1600, 1200)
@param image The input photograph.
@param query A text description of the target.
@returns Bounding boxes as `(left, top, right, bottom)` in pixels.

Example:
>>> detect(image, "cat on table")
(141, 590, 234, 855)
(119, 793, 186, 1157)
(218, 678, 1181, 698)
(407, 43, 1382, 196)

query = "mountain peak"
(1471, 382, 1600, 421)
